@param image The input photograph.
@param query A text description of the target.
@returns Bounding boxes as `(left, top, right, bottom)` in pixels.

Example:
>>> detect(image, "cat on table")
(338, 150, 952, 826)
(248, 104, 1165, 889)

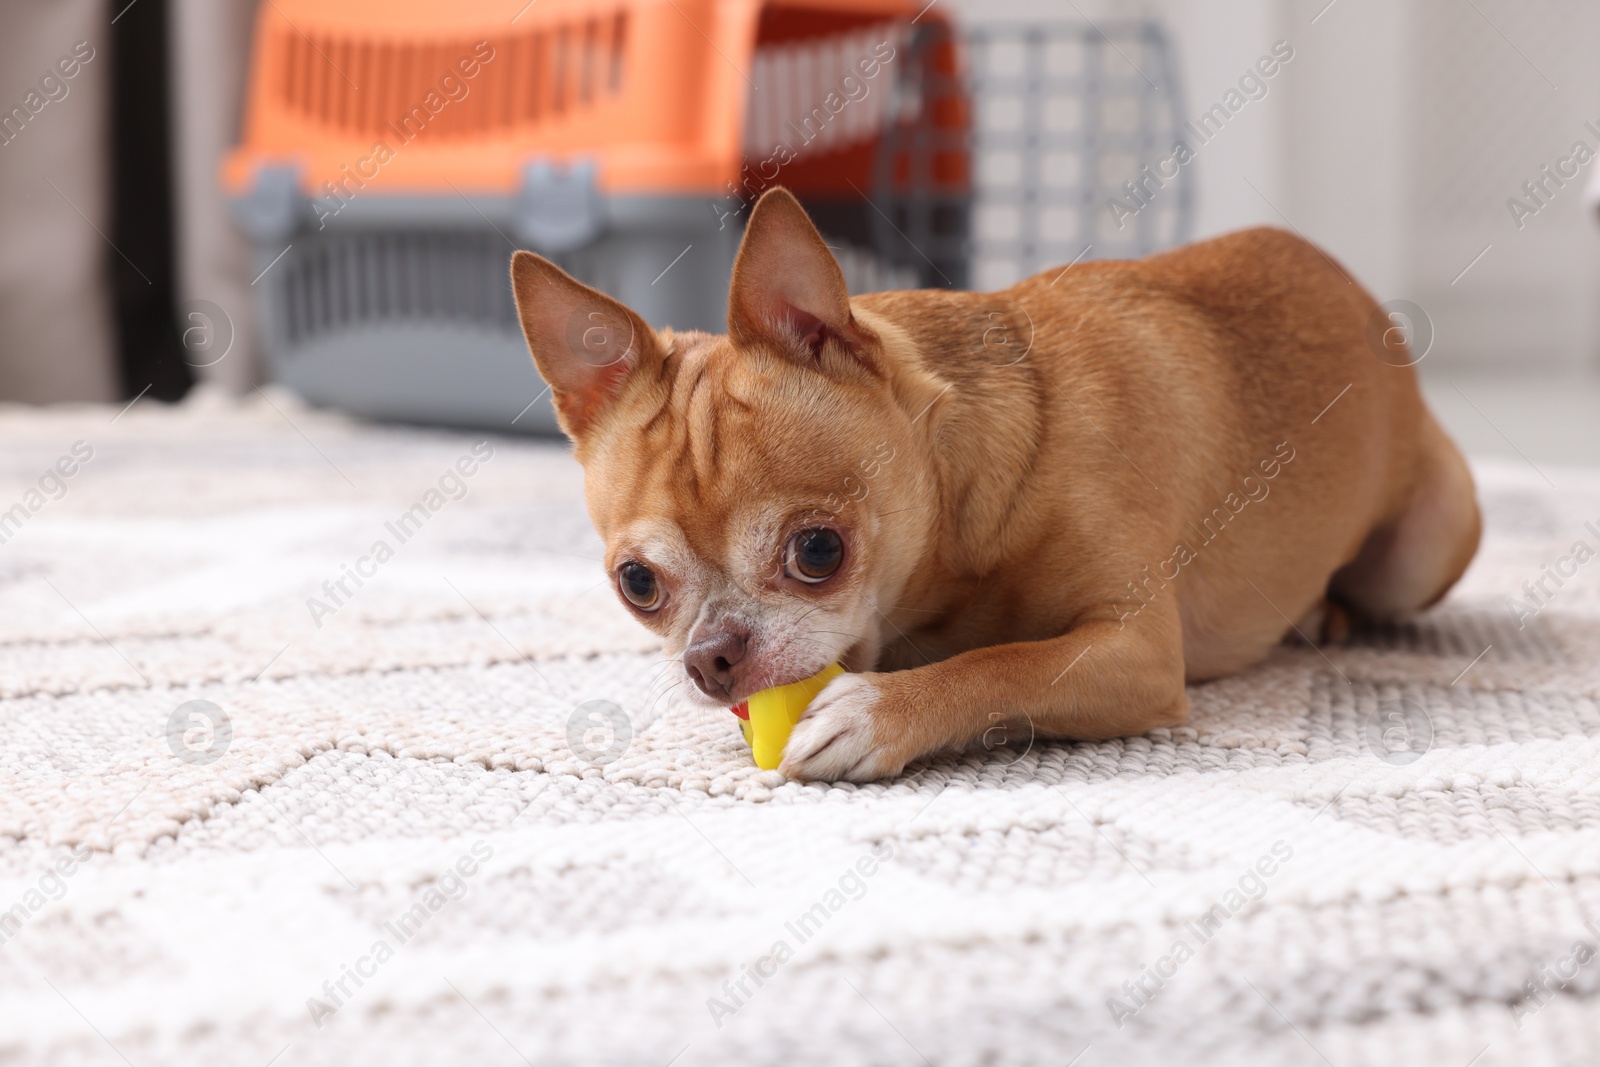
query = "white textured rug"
(2, 393, 1599, 1067)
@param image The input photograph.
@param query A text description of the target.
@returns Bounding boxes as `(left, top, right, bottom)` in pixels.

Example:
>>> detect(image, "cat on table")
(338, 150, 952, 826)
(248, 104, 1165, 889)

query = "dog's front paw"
(780, 673, 908, 783)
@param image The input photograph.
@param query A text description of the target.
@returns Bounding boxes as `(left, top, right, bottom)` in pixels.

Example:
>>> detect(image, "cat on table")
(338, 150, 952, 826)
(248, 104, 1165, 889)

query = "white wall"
(1396, 0, 1600, 374)
(0, 0, 119, 402)
(949, 0, 1600, 374)
(1154, 0, 1292, 245)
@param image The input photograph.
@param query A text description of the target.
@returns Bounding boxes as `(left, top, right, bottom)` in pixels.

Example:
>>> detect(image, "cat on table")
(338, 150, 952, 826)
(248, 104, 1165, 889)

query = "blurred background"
(2, 0, 1596, 462)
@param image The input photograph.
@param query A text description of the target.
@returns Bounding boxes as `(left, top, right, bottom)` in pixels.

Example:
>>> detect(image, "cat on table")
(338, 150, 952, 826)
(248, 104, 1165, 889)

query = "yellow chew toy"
(731, 663, 845, 769)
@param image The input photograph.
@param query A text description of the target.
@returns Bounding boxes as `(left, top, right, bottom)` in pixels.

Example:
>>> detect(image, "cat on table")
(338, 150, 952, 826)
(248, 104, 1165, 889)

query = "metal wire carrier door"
(870, 18, 1193, 292)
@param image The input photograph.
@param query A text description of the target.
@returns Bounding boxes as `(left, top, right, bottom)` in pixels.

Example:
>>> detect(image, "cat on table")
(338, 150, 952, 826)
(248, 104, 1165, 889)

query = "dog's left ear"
(728, 188, 878, 375)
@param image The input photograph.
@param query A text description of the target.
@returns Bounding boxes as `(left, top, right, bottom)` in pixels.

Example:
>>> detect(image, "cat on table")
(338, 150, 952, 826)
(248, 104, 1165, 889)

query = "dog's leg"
(1289, 599, 1353, 646)
(1330, 412, 1481, 620)
(781, 601, 1189, 782)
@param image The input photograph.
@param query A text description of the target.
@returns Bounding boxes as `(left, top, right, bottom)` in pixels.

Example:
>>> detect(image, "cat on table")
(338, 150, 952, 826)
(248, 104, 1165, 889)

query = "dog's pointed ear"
(511, 251, 661, 438)
(727, 188, 877, 374)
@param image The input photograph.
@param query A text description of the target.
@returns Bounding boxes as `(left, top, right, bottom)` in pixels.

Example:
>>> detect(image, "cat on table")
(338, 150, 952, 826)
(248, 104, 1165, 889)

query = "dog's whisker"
(790, 604, 824, 628)
(642, 678, 687, 720)
(642, 669, 687, 700)
(641, 657, 682, 683)
(637, 674, 680, 701)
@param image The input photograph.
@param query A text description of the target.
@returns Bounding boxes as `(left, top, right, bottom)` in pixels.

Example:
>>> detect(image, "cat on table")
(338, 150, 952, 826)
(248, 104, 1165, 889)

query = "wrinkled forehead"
(600, 441, 821, 569)
(587, 334, 871, 562)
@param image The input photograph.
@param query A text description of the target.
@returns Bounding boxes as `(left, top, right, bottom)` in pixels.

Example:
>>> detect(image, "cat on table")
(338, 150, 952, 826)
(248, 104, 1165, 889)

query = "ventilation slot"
(272, 11, 629, 139)
(278, 233, 519, 346)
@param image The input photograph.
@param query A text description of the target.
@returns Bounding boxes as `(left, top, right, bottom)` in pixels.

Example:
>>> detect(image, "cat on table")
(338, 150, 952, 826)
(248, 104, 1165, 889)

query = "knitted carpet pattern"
(1, 394, 1597, 1067)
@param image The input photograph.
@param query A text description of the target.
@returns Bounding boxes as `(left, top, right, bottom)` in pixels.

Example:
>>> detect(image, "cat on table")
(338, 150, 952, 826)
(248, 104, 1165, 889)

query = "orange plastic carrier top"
(222, 0, 946, 200)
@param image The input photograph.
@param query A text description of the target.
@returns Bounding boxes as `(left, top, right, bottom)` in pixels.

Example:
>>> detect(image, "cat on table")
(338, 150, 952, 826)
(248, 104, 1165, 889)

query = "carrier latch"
(514, 160, 604, 253)
(230, 163, 303, 241)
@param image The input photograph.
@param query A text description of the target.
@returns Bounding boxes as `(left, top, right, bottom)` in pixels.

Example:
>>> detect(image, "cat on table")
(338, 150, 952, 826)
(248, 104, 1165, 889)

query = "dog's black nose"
(684, 628, 748, 699)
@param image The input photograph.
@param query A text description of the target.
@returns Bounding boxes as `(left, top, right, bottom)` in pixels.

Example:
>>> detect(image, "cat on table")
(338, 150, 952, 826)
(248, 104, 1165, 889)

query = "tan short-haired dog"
(511, 188, 1480, 782)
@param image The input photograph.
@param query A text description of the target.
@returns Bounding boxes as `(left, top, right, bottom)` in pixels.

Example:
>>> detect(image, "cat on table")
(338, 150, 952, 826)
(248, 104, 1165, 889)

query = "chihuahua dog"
(510, 188, 1480, 782)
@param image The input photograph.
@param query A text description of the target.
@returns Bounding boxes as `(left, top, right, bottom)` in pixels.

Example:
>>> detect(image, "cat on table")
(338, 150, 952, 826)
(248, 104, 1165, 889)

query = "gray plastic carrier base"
(272, 323, 559, 433)
(238, 174, 734, 436)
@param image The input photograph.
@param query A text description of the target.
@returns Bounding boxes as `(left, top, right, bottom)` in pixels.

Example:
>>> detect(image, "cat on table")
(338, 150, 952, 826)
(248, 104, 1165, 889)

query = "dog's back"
(857, 227, 1479, 680)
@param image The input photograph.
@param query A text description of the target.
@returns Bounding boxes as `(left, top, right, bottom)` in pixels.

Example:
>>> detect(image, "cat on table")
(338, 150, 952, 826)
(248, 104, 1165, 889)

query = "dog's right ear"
(510, 251, 661, 438)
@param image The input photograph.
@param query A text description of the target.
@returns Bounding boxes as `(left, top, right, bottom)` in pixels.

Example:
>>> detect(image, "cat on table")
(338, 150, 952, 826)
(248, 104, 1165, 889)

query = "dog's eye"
(786, 528, 843, 583)
(617, 561, 661, 610)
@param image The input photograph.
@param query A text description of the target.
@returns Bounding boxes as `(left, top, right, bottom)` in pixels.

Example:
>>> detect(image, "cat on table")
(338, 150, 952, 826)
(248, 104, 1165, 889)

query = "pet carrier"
(224, 1, 1189, 433)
